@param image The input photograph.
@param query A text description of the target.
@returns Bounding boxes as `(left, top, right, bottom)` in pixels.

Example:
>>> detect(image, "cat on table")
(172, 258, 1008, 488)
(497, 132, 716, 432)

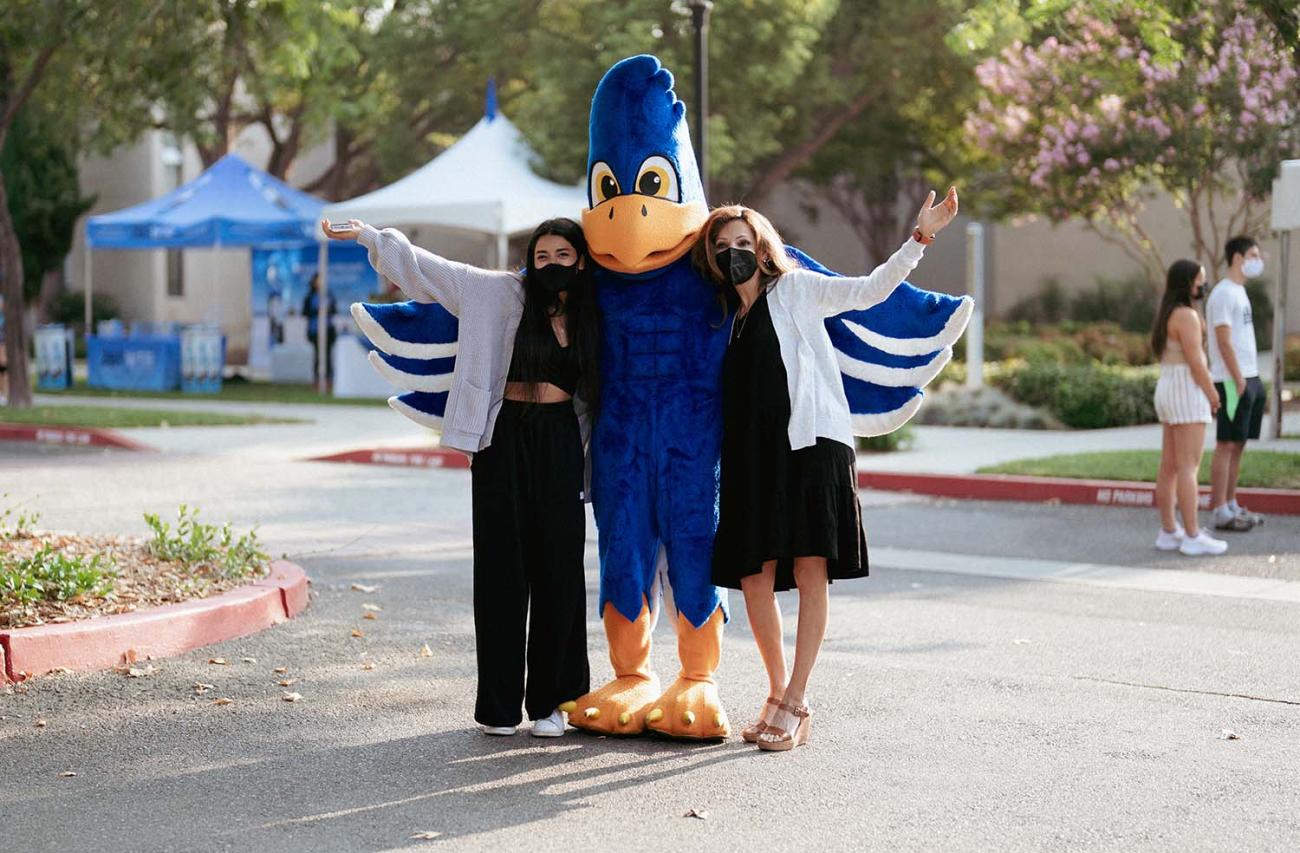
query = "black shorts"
(1214, 376, 1266, 443)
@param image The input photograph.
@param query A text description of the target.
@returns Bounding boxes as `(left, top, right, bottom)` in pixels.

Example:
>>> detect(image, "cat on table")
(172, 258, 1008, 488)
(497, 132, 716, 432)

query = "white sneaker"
(1154, 526, 1186, 551)
(482, 725, 518, 736)
(530, 708, 566, 738)
(1178, 530, 1228, 556)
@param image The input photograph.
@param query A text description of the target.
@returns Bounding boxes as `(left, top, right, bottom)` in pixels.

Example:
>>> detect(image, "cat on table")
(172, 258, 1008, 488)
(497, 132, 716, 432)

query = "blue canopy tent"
(83, 153, 335, 387)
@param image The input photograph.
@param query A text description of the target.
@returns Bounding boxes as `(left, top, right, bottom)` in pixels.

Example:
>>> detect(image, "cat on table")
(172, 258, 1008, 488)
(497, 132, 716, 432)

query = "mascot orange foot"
(565, 603, 661, 736)
(644, 608, 730, 740)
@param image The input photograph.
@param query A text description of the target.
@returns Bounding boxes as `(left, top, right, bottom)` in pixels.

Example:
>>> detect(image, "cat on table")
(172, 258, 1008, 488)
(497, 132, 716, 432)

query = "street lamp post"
(688, 0, 713, 190)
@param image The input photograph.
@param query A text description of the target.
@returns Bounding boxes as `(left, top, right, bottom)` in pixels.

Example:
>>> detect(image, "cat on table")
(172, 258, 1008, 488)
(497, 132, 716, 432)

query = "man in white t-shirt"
(1206, 235, 1267, 532)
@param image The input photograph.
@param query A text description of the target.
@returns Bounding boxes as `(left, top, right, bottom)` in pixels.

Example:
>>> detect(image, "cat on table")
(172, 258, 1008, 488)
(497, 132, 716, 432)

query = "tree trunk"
(35, 267, 63, 324)
(0, 163, 32, 407)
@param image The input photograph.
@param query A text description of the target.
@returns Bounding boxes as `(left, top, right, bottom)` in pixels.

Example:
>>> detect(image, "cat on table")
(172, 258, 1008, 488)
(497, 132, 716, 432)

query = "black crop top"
(506, 321, 580, 396)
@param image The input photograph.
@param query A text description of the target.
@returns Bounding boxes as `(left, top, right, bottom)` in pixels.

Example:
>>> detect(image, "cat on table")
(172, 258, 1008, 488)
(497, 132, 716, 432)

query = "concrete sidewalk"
(28, 392, 1300, 474)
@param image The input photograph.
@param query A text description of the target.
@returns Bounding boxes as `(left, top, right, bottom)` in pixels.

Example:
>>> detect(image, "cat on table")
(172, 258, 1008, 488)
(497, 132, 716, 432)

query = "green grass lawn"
(979, 450, 1300, 490)
(39, 381, 387, 407)
(0, 405, 304, 429)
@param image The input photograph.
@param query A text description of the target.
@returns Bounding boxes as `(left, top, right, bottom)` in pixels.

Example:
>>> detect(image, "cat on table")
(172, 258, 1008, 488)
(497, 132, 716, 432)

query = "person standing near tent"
(324, 216, 599, 739)
(302, 273, 337, 384)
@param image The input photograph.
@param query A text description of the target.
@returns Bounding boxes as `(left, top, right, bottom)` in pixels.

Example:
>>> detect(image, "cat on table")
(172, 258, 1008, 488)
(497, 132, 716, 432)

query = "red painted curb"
(0, 422, 152, 451)
(254, 559, 311, 618)
(0, 562, 309, 681)
(308, 446, 470, 469)
(1, 643, 10, 684)
(857, 470, 1300, 515)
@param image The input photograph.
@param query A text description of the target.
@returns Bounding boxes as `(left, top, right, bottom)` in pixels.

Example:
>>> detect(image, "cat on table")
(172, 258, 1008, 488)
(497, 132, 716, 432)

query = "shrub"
(857, 424, 915, 453)
(1243, 279, 1274, 352)
(1006, 275, 1155, 332)
(954, 321, 1151, 366)
(916, 384, 1062, 429)
(48, 292, 118, 333)
(144, 505, 269, 581)
(992, 360, 1158, 429)
(0, 546, 116, 604)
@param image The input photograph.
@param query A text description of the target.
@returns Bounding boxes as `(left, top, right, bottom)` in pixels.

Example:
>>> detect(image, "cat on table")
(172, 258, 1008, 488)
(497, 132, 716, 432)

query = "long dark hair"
(516, 218, 600, 408)
(1151, 259, 1202, 358)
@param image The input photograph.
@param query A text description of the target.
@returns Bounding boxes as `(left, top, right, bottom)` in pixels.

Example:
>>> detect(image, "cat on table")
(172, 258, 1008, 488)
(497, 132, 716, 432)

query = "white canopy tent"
(320, 109, 587, 267)
(315, 96, 587, 390)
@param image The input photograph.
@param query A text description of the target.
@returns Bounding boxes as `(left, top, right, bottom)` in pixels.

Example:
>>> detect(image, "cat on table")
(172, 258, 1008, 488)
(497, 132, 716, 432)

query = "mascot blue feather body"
(581, 55, 726, 629)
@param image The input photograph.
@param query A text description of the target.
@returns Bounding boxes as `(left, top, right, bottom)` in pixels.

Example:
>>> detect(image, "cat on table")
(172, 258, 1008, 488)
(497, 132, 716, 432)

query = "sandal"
(756, 702, 811, 752)
(741, 697, 782, 744)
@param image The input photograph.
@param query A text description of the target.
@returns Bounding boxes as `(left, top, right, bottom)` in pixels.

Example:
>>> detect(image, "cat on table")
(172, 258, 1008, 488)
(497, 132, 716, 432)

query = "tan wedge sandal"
(756, 702, 811, 752)
(741, 697, 782, 743)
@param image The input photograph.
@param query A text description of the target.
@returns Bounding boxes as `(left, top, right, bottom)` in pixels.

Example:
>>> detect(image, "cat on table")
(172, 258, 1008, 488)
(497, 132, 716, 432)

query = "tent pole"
(317, 240, 328, 394)
(83, 244, 93, 340)
(497, 231, 509, 269)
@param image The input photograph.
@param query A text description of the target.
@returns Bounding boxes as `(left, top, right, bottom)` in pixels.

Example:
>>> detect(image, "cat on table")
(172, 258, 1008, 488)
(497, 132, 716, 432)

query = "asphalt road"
(2, 444, 1297, 851)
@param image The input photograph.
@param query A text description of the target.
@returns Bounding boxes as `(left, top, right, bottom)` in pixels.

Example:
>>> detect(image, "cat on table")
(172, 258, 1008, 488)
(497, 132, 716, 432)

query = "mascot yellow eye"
(590, 161, 620, 206)
(634, 155, 679, 201)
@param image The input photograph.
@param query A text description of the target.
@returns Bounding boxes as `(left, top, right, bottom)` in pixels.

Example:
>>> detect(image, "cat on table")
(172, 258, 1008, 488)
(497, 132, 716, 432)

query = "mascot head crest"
(583, 54, 709, 275)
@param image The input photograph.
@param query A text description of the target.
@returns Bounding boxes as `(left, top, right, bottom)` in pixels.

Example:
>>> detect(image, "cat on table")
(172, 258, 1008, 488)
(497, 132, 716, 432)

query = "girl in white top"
(694, 189, 958, 751)
(1151, 259, 1226, 556)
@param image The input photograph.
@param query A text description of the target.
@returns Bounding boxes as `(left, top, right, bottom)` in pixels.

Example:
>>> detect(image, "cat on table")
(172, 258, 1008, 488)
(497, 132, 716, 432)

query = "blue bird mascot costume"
(351, 54, 972, 742)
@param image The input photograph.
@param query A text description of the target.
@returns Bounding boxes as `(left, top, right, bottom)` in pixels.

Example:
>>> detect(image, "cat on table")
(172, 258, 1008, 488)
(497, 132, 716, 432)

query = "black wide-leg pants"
(470, 400, 590, 726)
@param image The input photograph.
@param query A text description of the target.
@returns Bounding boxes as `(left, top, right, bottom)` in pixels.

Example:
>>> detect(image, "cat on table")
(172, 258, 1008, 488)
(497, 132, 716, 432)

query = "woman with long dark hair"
(325, 216, 598, 737)
(1151, 259, 1225, 556)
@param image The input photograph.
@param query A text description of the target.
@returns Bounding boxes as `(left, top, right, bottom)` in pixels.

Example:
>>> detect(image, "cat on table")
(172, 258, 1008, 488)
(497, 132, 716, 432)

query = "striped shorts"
(1154, 364, 1212, 424)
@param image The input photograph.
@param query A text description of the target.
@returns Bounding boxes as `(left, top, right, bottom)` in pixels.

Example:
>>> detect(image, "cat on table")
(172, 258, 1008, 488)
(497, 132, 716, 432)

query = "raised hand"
(321, 218, 364, 241)
(915, 186, 959, 238)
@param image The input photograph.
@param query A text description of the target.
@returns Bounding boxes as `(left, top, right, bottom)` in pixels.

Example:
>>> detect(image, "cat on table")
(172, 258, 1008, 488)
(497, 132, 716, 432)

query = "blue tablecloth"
(87, 335, 181, 392)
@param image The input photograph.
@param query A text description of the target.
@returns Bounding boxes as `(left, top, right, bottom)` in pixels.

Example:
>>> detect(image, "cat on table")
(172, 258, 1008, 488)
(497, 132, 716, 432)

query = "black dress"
(711, 289, 869, 592)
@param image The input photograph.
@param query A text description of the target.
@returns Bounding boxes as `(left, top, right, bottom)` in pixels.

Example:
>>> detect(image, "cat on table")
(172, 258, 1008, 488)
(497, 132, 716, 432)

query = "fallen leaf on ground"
(193, 682, 216, 694)
(410, 832, 441, 840)
(273, 666, 288, 674)
(279, 679, 297, 687)
(351, 628, 365, 639)
(351, 583, 378, 593)
(684, 808, 709, 820)
(212, 697, 233, 706)
(240, 657, 257, 664)
(51, 666, 74, 675)
(125, 649, 138, 664)
(1012, 638, 1032, 645)
(282, 692, 303, 703)
(35, 719, 47, 728)
(363, 612, 378, 621)
(361, 603, 382, 612)
(361, 662, 375, 671)
(208, 658, 229, 666)
(419, 643, 433, 658)
(1219, 729, 1240, 740)
(60, 771, 77, 778)
(126, 665, 155, 678)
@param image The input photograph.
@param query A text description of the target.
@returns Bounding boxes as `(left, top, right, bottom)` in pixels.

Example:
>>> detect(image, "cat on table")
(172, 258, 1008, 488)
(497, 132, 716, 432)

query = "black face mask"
(714, 247, 759, 287)
(532, 262, 580, 294)
(1192, 284, 1205, 300)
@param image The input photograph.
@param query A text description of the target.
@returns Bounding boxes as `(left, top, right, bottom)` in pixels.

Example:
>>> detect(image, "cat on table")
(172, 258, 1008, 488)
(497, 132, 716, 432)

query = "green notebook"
(1224, 379, 1239, 422)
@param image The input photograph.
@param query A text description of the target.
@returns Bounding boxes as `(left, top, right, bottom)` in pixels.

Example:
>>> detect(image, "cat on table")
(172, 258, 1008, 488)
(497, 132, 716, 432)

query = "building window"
(167, 250, 184, 296)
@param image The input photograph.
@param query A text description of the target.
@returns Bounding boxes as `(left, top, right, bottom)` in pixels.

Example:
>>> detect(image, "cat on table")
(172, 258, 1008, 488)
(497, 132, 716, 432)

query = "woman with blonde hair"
(693, 189, 958, 751)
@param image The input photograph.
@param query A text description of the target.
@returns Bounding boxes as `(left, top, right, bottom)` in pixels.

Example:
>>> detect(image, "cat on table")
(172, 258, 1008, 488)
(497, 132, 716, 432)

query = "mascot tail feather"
(350, 301, 459, 429)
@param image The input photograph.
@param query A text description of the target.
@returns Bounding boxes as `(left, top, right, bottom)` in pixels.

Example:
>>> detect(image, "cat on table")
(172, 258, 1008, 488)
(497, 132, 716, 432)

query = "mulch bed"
(1, 531, 269, 631)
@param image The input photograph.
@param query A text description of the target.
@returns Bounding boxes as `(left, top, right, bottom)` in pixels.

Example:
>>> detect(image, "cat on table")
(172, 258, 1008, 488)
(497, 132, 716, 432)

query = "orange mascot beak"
(582, 195, 708, 275)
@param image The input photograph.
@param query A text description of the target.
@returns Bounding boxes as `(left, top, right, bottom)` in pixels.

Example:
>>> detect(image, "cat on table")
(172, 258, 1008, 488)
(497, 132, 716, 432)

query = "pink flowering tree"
(965, 2, 1298, 283)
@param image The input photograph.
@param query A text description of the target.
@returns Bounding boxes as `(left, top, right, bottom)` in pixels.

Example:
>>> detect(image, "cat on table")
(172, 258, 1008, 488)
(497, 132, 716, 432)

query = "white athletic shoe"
(1154, 526, 1186, 551)
(1178, 530, 1228, 556)
(531, 708, 566, 738)
(482, 725, 518, 736)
